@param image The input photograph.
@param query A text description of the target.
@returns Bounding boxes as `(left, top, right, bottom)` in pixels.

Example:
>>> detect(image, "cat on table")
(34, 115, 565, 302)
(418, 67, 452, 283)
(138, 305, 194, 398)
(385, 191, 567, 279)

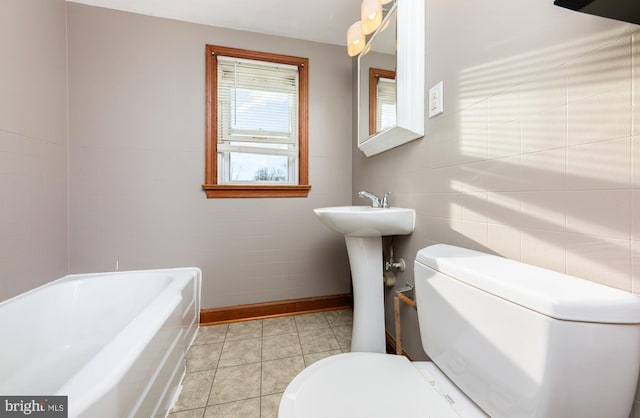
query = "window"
(203, 45, 310, 198)
(368, 67, 396, 135)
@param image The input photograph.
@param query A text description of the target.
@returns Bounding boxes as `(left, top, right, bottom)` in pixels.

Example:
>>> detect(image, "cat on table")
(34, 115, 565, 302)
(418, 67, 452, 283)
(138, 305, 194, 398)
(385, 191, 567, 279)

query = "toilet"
(279, 244, 640, 418)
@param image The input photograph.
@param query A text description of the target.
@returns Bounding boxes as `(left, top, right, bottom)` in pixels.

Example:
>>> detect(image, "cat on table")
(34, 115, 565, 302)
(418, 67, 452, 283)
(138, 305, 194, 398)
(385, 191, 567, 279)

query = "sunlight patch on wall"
(430, 25, 639, 291)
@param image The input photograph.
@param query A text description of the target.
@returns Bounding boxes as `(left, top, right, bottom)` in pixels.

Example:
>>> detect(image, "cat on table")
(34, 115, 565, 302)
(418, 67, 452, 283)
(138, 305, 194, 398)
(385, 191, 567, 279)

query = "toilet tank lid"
(416, 244, 640, 324)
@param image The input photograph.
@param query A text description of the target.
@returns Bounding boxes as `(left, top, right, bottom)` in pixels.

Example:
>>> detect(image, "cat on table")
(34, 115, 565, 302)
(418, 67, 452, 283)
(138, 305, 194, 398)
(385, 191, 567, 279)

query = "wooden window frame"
(368, 67, 396, 136)
(203, 45, 311, 198)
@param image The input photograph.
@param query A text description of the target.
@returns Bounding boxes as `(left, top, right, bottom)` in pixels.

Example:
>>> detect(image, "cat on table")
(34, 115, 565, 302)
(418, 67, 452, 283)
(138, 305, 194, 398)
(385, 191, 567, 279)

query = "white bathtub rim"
(0, 267, 202, 306)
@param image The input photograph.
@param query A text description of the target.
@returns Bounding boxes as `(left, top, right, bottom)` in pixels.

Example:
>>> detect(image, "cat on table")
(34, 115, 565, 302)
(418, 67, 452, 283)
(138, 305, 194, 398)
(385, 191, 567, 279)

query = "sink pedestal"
(313, 206, 415, 354)
(345, 236, 385, 353)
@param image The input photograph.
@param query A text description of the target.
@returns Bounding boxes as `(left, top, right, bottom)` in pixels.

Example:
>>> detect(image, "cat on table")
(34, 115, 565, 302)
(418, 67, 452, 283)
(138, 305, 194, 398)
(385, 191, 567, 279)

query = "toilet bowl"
(279, 352, 486, 418)
(279, 244, 640, 418)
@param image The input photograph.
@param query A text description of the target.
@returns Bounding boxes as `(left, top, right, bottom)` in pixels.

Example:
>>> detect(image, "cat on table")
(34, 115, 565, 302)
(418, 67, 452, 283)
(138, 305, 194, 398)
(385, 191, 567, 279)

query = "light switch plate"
(428, 81, 443, 118)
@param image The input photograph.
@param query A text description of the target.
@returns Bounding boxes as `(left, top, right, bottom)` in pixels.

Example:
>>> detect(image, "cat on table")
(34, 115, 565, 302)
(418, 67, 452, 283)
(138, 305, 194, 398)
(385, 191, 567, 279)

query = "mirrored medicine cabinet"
(357, 0, 425, 157)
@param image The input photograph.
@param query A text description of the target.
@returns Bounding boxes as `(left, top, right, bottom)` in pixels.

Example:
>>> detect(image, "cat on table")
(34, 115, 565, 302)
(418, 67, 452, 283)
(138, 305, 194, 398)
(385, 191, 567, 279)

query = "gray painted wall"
(353, 0, 640, 379)
(66, 4, 353, 308)
(0, 0, 69, 301)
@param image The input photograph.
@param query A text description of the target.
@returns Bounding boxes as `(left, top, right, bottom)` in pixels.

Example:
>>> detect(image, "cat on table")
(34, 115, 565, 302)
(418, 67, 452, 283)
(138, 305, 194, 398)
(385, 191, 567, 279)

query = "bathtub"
(0, 268, 201, 418)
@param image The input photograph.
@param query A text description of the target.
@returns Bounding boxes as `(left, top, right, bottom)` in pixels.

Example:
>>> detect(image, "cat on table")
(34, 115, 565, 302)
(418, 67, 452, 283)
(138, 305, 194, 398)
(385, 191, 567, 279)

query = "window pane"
(376, 77, 396, 131)
(229, 152, 290, 183)
(233, 88, 291, 134)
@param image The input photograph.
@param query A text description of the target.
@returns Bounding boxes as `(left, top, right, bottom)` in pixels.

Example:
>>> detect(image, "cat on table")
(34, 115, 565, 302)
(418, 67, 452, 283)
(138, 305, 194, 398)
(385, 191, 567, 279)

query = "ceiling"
(67, 0, 363, 46)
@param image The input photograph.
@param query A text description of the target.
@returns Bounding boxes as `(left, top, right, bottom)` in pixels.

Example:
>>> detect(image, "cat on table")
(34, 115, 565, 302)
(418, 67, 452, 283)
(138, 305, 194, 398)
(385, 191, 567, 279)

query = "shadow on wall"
(418, 25, 638, 292)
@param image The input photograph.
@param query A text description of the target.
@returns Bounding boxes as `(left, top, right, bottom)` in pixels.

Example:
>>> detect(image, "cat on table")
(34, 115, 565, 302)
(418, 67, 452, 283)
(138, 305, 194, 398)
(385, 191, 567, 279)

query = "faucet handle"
(381, 192, 392, 208)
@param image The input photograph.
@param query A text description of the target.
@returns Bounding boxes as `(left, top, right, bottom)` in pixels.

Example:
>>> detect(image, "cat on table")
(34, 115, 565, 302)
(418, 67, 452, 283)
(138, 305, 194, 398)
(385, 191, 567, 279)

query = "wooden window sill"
(202, 184, 311, 198)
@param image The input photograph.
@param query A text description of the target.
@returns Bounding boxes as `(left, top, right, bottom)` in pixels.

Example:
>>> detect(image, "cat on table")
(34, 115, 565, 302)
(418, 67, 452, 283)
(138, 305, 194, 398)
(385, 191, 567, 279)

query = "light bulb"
(361, 0, 382, 35)
(347, 21, 365, 57)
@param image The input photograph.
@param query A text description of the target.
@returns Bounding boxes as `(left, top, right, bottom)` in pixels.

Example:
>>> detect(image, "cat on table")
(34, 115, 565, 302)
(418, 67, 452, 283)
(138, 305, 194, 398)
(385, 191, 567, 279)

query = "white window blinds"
(376, 77, 396, 132)
(217, 56, 299, 184)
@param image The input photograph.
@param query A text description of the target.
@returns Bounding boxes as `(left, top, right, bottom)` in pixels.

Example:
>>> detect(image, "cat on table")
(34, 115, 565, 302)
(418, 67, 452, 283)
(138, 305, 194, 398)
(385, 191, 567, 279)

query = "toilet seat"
(279, 352, 477, 418)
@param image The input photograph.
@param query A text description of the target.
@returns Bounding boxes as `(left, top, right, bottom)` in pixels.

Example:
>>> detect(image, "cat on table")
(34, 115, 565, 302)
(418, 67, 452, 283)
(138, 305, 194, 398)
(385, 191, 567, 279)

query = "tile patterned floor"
(169, 309, 353, 418)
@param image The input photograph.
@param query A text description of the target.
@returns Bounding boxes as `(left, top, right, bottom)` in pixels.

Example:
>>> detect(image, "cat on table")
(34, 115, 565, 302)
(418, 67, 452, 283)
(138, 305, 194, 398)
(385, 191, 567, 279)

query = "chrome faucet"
(358, 191, 391, 208)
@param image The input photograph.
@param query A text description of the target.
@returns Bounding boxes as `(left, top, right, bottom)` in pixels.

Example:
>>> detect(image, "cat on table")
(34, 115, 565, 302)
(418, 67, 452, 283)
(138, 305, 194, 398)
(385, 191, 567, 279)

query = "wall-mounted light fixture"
(346, 0, 395, 56)
(347, 20, 365, 56)
(361, 0, 382, 35)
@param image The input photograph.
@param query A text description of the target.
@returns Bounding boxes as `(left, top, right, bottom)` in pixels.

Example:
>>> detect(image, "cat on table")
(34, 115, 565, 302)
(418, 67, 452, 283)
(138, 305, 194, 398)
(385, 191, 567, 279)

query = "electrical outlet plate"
(428, 81, 443, 118)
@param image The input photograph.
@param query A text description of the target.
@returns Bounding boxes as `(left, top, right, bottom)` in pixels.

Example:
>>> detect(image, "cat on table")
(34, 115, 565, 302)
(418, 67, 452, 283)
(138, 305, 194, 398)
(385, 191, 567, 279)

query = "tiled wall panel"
(0, 0, 68, 301)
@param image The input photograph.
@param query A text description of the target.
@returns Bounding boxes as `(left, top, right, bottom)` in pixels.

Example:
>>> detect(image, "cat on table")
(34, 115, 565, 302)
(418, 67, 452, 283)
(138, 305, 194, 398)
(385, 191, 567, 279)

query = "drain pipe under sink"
(394, 283, 416, 356)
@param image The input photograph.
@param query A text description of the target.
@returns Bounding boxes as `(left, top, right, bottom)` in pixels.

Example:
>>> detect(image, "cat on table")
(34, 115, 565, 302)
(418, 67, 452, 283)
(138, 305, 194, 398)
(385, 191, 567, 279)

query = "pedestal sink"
(314, 206, 415, 353)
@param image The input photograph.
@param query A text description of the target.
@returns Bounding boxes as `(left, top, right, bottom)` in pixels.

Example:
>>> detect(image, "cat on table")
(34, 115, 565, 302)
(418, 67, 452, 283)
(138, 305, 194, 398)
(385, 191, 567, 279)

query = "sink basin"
(313, 206, 415, 237)
(314, 205, 416, 352)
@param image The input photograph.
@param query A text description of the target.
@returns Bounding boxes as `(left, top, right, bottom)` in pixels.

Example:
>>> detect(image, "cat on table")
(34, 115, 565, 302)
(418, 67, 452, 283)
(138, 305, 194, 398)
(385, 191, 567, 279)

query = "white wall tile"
(460, 192, 489, 223)
(442, 219, 488, 251)
(488, 224, 521, 261)
(520, 191, 567, 233)
(486, 192, 523, 227)
(565, 233, 631, 291)
(567, 137, 631, 190)
(521, 106, 567, 153)
(458, 100, 489, 163)
(488, 119, 521, 159)
(566, 34, 631, 103)
(567, 89, 632, 146)
(464, 155, 522, 192)
(518, 65, 567, 116)
(417, 215, 443, 243)
(565, 190, 630, 239)
(520, 148, 567, 191)
(521, 229, 566, 273)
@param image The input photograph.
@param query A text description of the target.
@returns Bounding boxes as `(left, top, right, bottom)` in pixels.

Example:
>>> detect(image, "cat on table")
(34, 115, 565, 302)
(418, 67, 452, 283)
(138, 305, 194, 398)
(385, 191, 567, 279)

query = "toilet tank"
(414, 244, 640, 418)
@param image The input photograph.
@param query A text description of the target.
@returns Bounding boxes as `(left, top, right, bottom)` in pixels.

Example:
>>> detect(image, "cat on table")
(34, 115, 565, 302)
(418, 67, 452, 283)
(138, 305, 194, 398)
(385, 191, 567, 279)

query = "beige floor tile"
(262, 316, 297, 336)
(208, 363, 261, 405)
(168, 408, 205, 418)
(177, 311, 355, 418)
(294, 312, 330, 332)
(261, 356, 305, 395)
(298, 327, 341, 354)
(171, 370, 215, 412)
(262, 333, 302, 361)
(331, 324, 352, 350)
(324, 309, 353, 327)
(303, 350, 343, 367)
(186, 343, 223, 372)
(204, 398, 260, 418)
(194, 324, 228, 345)
(219, 338, 262, 367)
(226, 320, 263, 341)
(261, 393, 283, 418)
